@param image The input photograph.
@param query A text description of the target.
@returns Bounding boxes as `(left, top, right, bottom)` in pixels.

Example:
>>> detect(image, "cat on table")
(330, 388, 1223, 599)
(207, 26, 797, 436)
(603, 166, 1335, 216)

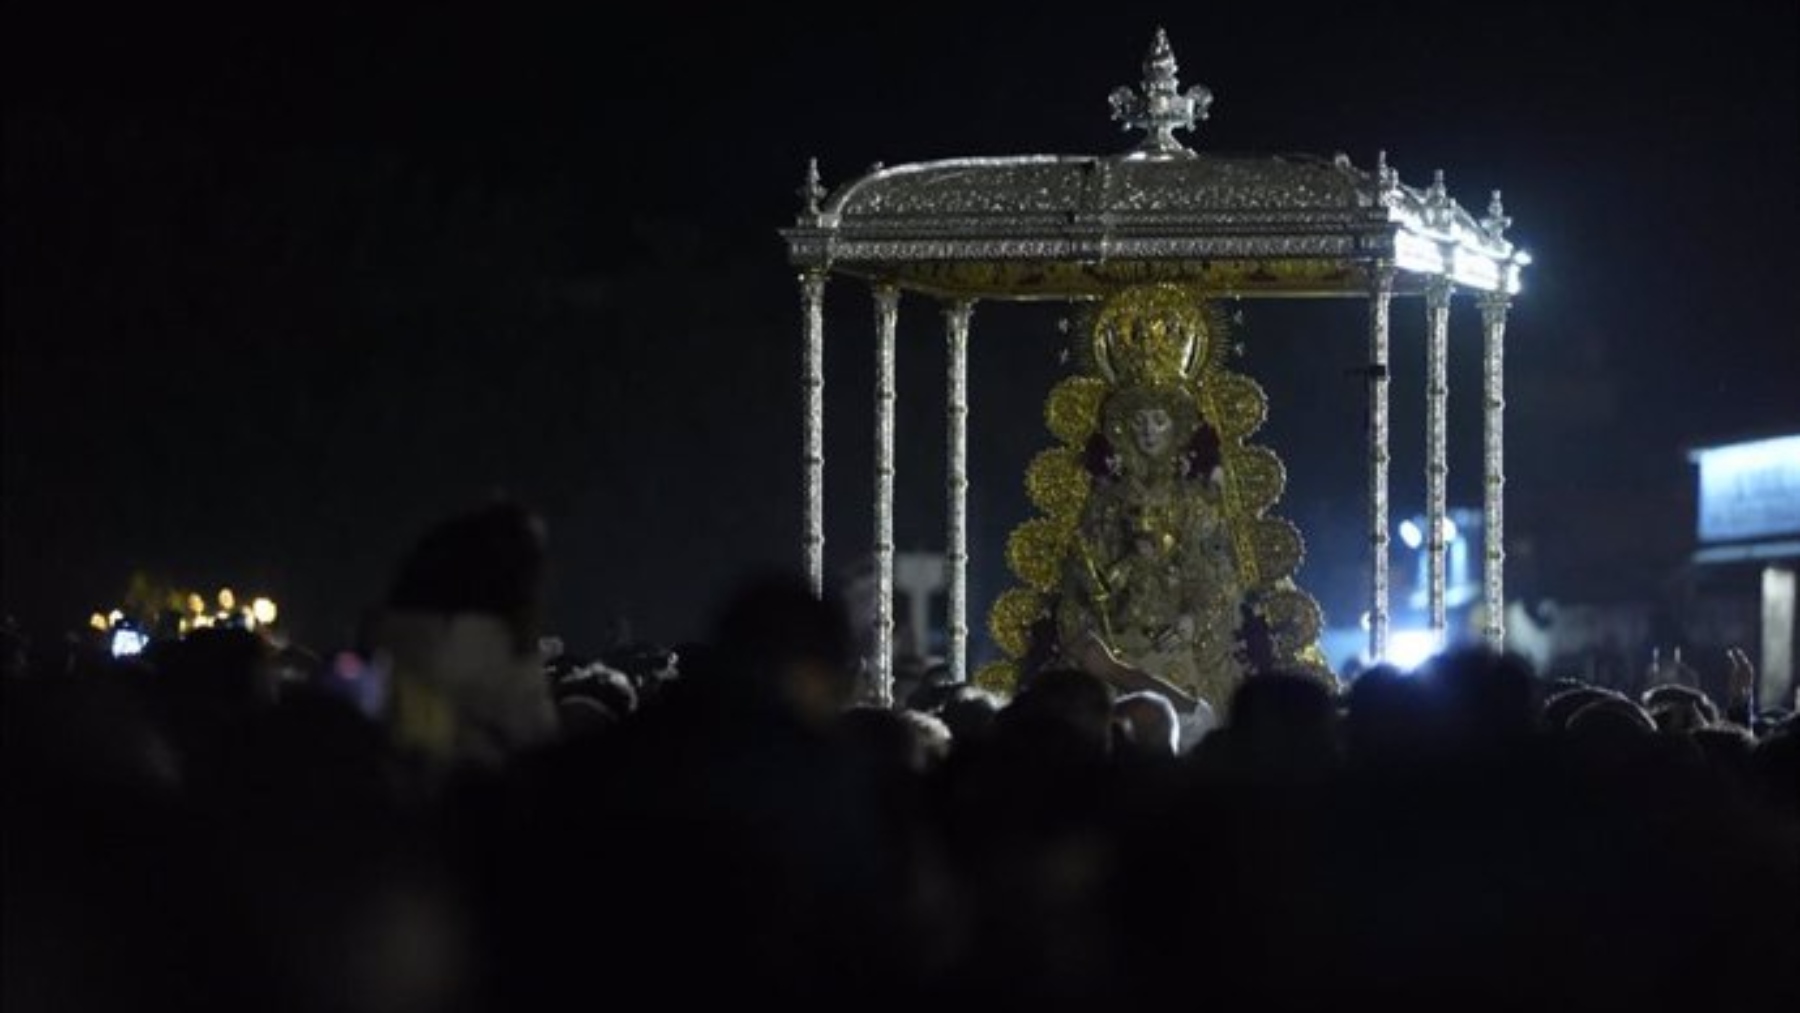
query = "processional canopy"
(781, 31, 1527, 702)
(784, 29, 1528, 300)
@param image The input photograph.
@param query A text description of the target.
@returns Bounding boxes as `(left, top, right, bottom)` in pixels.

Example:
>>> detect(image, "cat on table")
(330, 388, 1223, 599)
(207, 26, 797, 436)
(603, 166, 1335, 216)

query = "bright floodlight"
(251, 597, 278, 626)
(1385, 629, 1439, 670)
(1399, 519, 1424, 550)
(218, 587, 236, 611)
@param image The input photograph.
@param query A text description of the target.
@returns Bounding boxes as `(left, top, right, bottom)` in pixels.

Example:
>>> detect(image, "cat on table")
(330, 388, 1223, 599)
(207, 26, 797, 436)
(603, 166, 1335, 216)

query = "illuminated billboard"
(1692, 435, 1800, 543)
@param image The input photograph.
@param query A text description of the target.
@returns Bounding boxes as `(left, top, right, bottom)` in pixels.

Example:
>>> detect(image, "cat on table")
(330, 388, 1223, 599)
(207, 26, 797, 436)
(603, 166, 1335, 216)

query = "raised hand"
(1726, 647, 1756, 705)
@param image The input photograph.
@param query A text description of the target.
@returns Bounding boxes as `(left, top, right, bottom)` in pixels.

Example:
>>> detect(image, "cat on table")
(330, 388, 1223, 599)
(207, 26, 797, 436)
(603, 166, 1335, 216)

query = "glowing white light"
(1442, 516, 1459, 543)
(251, 597, 278, 626)
(1384, 629, 1439, 670)
(1506, 253, 1531, 295)
(218, 588, 236, 611)
(110, 628, 149, 658)
(1394, 232, 1443, 274)
(1451, 247, 1501, 290)
(108, 609, 125, 626)
(1399, 519, 1424, 550)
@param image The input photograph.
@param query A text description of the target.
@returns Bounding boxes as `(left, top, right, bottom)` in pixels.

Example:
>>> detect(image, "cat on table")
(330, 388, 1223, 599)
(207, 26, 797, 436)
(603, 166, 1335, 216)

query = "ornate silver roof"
(783, 31, 1527, 300)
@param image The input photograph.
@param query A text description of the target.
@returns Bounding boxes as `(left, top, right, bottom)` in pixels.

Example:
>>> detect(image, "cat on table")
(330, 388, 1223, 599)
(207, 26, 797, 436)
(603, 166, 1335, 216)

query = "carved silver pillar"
(944, 299, 974, 682)
(872, 284, 901, 706)
(1425, 277, 1453, 640)
(1367, 264, 1395, 661)
(799, 271, 827, 594)
(1480, 292, 1510, 650)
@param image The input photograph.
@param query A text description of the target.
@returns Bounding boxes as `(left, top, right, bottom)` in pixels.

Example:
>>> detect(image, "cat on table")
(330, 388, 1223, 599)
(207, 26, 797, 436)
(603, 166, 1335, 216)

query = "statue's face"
(1131, 407, 1174, 457)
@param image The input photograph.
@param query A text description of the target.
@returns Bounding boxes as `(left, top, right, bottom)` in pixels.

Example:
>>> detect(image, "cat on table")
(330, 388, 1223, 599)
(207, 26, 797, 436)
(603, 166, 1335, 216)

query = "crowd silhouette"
(5, 499, 1796, 1011)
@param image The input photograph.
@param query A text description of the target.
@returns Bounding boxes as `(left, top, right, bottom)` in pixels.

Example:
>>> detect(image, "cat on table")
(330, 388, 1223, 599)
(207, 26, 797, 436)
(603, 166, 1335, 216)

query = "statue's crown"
(1092, 285, 1208, 387)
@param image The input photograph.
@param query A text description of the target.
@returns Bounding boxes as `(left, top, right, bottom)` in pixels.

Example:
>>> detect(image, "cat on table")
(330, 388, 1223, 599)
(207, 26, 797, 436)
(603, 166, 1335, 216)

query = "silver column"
(1479, 292, 1510, 650)
(800, 271, 827, 594)
(1367, 264, 1395, 661)
(873, 284, 901, 705)
(1425, 277, 1453, 640)
(944, 299, 974, 682)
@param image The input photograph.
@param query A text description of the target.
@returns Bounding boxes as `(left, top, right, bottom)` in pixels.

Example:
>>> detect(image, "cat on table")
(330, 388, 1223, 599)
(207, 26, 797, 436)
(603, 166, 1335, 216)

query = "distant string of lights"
(89, 587, 281, 657)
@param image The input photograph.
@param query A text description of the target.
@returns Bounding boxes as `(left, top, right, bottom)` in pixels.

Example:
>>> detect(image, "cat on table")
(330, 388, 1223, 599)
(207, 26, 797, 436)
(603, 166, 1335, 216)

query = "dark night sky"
(4, 3, 1797, 654)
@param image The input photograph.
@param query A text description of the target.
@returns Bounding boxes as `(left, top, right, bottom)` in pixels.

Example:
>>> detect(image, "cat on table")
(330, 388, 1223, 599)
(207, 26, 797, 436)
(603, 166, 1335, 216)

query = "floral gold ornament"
(973, 660, 1020, 695)
(1230, 446, 1286, 514)
(1260, 587, 1324, 654)
(1006, 517, 1073, 592)
(1026, 449, 1090, 523)
(1045, 375, 1108, 446)
(1247, 517, 1305, 590)
(1201, 372, 1269, 441)
(989, 587, 1050, 659)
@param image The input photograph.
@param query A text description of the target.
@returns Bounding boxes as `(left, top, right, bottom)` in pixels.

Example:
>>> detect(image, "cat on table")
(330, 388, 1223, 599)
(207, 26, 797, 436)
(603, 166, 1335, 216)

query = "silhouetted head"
(153, 626, 277, 713)
(1544, 685, 1614, 732)
(999, 666, 1116, 760)
(1641, 683, 1719, 731)
(1419, 646, 1539, 751)
(1225, 671, 1339, 778)
(706, 571, 857, 727)
(1567, 696, 1656, 739)
(1345, 663, 1443, 767)
(387, 498, 547, 655)
(841, 706, 951, 776)
(938, 684, 1003, 750)
(375, 498, 557, 772)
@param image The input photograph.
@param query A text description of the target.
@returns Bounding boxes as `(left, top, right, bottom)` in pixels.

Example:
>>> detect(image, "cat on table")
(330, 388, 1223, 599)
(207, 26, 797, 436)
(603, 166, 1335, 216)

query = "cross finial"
(799, 158, 826, 217)
(1108, 29, 1213, 158)
(1481, 189, 1511, 241)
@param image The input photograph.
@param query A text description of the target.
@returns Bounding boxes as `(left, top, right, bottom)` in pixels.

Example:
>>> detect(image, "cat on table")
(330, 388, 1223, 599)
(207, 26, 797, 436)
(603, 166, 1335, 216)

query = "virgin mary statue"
(980, 284, 1331, 714)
